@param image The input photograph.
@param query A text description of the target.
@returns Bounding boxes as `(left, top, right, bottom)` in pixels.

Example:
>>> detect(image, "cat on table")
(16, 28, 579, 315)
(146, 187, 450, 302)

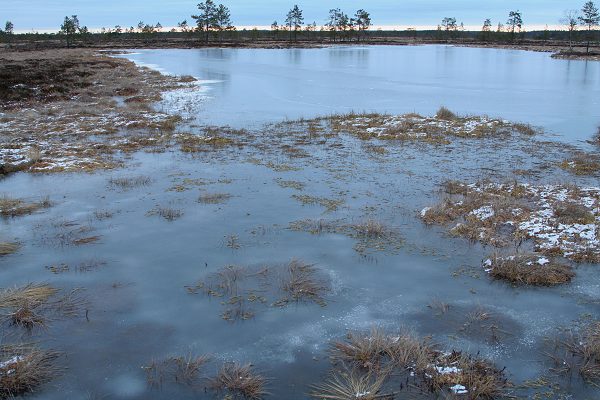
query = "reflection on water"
(123, 45, 600, 144)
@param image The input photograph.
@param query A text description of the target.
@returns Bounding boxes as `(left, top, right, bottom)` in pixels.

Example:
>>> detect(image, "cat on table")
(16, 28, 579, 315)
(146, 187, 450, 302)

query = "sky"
(0, 0, 588, 32)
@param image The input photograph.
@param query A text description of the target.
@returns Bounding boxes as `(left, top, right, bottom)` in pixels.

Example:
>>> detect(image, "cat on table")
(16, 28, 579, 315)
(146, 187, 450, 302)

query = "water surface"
(124, 45, 600, 144)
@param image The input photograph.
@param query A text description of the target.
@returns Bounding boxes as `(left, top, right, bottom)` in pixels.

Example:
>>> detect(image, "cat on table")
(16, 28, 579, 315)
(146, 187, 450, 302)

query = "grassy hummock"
(421, 180, 600, 263)
(484, 254, 575, 286)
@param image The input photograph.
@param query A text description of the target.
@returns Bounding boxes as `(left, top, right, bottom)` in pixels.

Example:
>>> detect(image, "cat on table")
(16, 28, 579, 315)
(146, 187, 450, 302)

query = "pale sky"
(0, 0, 588, 32)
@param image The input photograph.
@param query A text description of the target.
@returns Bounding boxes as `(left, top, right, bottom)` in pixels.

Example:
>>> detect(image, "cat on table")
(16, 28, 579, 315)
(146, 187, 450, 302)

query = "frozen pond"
(1, 46, 600, 399)
(123, 45, 600, 144)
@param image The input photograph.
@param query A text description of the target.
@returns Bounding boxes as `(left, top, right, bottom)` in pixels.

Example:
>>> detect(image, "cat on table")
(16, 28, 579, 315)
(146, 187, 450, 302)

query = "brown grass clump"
(554, 202, 596, 225)
(512, 123, 537, 136)
(288, 219, 340, 235)
(486, 254, 574, 286)
(426, 351, 510, 399)
(319, 329, 511, 398)
(146, 207, 183, 221)
(310, 368, 391, 400)
(435, 106, 458, 121)
(277, 259, 328, 307)
(187, 264, 258, 321)
(420, 198, 470, 226)
(351, 220, 388, 239)
(332, 329, 394, 371)
(0, 284, 58, 310)
(188, 260, 330, 321)
(0, 196, 50, 218)
(443, 180, 471, 195)
(0, 284, 83, 331)
(559, 153, 600, 175)
(0, 242, 20, 256)
(332, 329, 433, 373)
(0, 344, 60, 399)
(210, 363, 268, 399)
(108, 175, 151, 190)
(144, 354, 210, 388)
(549, 321, 600, 384)
(292, 195, 344, 212)
(198, 192, 232, 204)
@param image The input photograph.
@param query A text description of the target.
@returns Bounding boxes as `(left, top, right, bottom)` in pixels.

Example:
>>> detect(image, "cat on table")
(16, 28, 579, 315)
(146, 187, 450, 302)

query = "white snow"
(537, 257, 550, 266)
(450, 384, 468, 394)
(0, 356, 24, 376)
(470, 205, 495, 220)
(435, 366, 461, 374)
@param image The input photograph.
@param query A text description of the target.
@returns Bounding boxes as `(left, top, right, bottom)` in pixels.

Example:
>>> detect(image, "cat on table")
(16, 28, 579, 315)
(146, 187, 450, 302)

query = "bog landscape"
(1, 1, 600, 399)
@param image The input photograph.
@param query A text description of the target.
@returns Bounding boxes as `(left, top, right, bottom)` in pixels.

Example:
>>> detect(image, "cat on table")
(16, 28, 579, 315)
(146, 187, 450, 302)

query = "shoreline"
(3, 37, 599, 60)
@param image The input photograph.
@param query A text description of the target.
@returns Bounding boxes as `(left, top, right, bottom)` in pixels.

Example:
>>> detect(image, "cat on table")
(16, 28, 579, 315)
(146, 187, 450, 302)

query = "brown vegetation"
(108, 175, 152, 190)
(147, 207, 184, 221)
(144, 354, 210, 388)
(0, 196, 51, 218)
(435, 106, 457, 121)
(277, 260, 328, 307)
(198, 192, 232, 204)
(559, 153, 600, 175)
(0, 283, 84, 331)
(486, 254, 574, 286)
(315, 328, 511, 399)
(289, 218, 403, 255)
(548, 321, 600, 385)
(310, 368, 391, 400)
(187, 260, 330, 321)
(0, 242, 20, 256)
(420, 180, 600, 262)
(209, 363, 268, 399)
(0, 49, 197, 174)
(0, 344, 60, 399)
(554, 202, 596, 225)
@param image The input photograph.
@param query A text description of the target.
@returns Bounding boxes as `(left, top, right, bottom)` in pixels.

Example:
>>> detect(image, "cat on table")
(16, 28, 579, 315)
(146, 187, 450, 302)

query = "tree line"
(2, 1, 598, 52)
(438, 1, 599, 53)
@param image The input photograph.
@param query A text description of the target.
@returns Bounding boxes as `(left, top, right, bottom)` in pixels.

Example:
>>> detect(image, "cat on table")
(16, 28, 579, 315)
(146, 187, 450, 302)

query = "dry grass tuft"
(554, 202, 596, 225)
(198, 192, 231, 205)
(187, 260, 330, 321)
(435, 106, 458, 121)
(512, 122, 537, 136)
(0, 242, 20, 256)
(332, 329, 395, 371)
(427, 351, 510, 399)
(320, 329, 510, 398)
(292, 195, 344, 212)
(0, 284, 84, 331)
(486, 254, 574, 286)
(146, 206, 183, 221)
(0, 196, 50, 218)
(548, 321, 600, 384)
(331, 328, 433, 373)
(310, 367, 391, 400)
(351, 220, 388, 239)
(0, 344, 60, 398)
(0, 284, 58, 310)
(108, 175, 151, 190)
(559, 153, 600, 175)
(277, 260, 329, 307)
(289, 218, 403, 255)
(144, 354, 210, 388)
(210, 363, 268, 399)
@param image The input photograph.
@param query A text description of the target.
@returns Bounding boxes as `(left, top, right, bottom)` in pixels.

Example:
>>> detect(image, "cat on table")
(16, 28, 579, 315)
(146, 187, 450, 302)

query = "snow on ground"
(422, 181, 600, 262)
(334, 114, 522, 140)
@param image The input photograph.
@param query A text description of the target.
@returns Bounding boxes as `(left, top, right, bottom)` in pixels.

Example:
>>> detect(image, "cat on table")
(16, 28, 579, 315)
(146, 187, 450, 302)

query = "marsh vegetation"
(0, 46, 599, 399)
